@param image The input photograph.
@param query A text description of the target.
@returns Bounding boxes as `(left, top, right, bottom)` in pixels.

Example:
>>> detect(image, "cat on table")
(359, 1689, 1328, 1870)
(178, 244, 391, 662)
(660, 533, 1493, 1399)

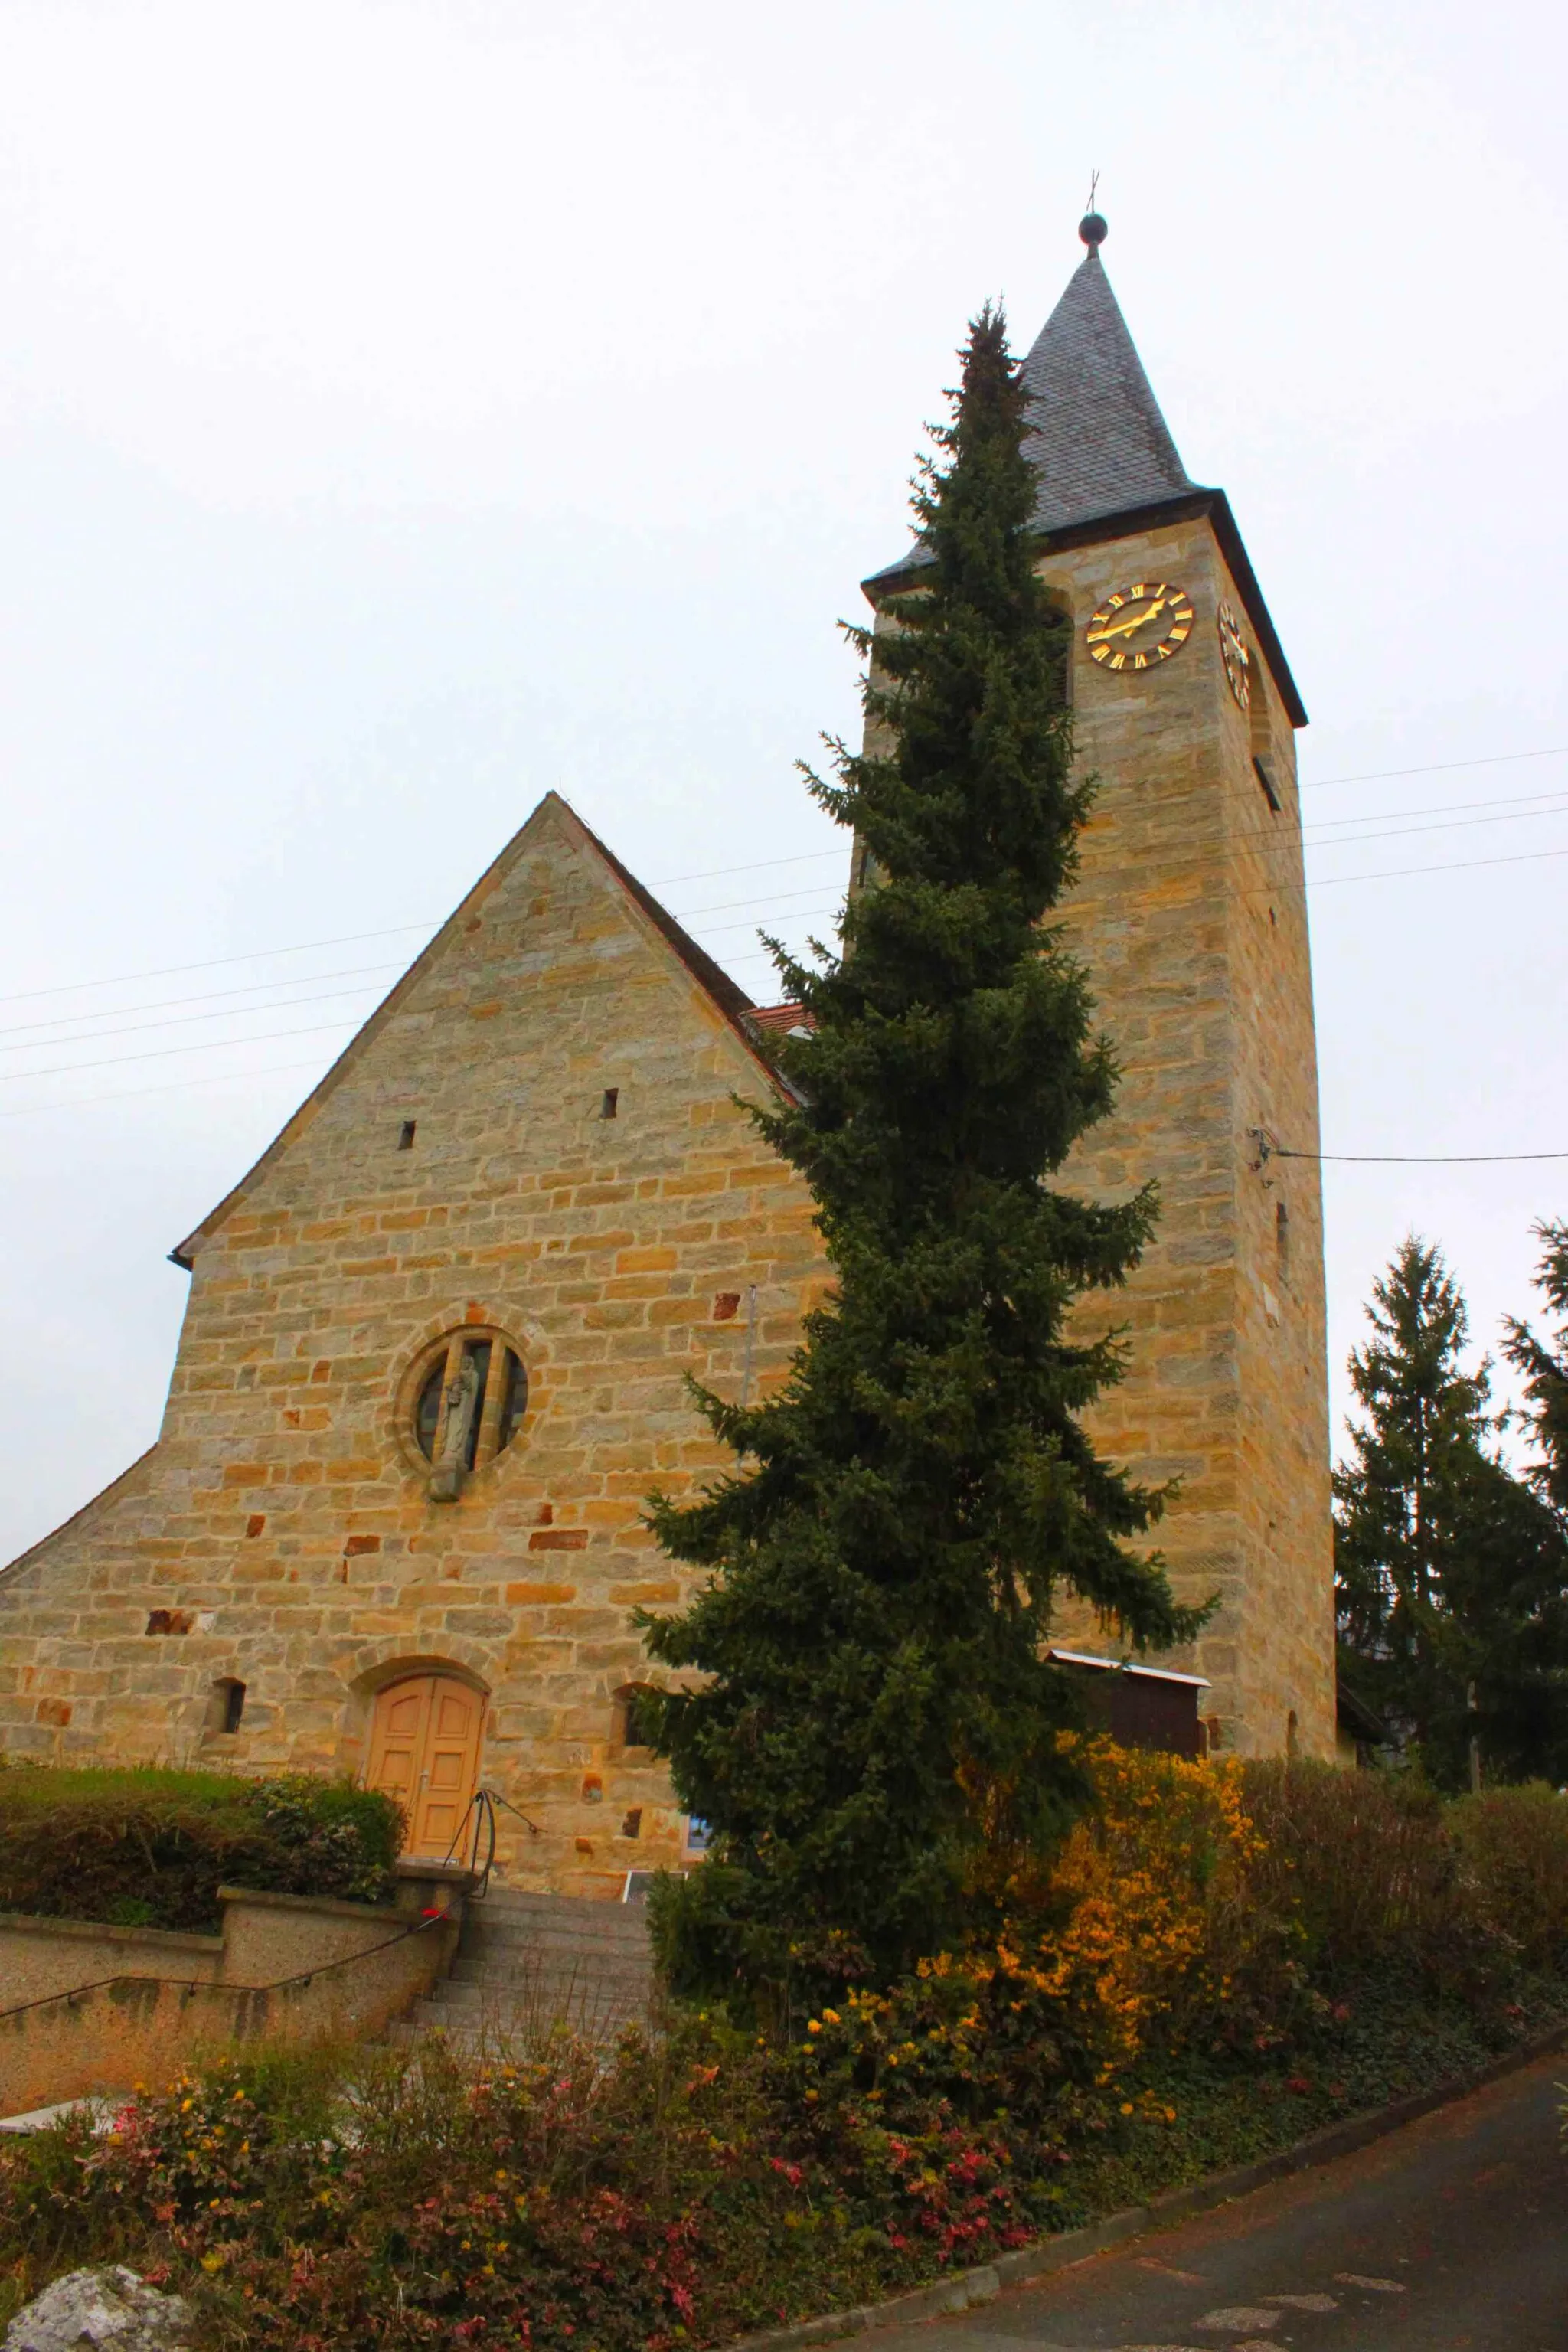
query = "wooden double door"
(365, 1674, 485, 1859)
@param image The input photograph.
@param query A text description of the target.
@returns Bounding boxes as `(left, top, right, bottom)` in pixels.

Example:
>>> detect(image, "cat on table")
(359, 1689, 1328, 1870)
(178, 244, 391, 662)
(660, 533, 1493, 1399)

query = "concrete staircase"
(390, 1890, 655, 2052)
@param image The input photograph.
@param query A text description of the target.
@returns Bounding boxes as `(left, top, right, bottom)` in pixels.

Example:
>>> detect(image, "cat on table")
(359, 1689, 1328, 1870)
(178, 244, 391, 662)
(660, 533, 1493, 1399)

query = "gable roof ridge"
(553, 802, 811, 1092)
(564, 806, 756, 1031)
(563, 805, 811, 1106)
(170, 792, 779, 1268)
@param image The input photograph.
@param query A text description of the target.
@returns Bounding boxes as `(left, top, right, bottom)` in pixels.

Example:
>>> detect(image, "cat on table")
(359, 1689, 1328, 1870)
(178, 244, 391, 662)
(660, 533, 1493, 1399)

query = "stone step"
(472, 1896, 651, 1935)
(479, 1890, 652, 1919)
(387, 2016, 648, 2059)
(433, 1974, 651, 2009)
(384, 1888, 657, 2055)
(447, 1959, 652, 1998)
(416, 1984, 652, 2030)
(458, 1927, 651, 1967)
(390, 1989, 653, 2053)
(459, 1896, 652, 1978)
(465, 1904, 651, 1937)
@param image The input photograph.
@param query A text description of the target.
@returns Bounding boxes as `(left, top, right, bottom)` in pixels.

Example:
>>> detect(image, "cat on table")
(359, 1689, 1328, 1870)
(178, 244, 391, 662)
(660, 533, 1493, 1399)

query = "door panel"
(365, 1680, 430, 1805)
(366, 1674, 484, 1859)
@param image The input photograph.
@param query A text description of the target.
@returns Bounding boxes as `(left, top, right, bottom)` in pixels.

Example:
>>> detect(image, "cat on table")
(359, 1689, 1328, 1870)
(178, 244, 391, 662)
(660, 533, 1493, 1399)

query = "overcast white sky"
(2, 0, 1566, 1562)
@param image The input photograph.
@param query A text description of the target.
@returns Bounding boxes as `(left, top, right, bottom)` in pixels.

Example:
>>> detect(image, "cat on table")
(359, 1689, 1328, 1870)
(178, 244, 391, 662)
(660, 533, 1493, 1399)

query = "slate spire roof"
(862, 218, 1307, 726)
(1018, 243, 1193, 533)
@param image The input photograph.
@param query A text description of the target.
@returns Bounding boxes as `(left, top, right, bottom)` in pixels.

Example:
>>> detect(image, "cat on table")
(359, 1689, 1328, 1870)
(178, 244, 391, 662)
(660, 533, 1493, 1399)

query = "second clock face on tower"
(1085, 581, 1195, 671)
(1217, 599, 1252, 710)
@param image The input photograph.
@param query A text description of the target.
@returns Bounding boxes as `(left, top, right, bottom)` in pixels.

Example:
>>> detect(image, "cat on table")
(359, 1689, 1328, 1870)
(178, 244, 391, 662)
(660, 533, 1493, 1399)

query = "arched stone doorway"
(365, 1673, 485, 1859)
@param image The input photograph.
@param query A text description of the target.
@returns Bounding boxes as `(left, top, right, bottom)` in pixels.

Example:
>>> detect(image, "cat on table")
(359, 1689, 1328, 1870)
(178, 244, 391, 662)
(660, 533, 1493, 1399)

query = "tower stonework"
(0, 225, 1336, 1862)
(1048, 515, 1333, 1758)
(867, 230, 1335, 1755)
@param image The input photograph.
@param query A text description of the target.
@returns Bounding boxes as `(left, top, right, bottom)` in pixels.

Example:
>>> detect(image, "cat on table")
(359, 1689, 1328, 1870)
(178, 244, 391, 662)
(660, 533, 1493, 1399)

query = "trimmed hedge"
(0, 1764, 403, 1932)
(1243, 1761, 1568, 1979)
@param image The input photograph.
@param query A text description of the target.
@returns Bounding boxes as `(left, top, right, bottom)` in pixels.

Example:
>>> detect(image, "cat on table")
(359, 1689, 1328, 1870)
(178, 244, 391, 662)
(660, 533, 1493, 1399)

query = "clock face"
(1085, 581, 1195, 672)
(1217, 599, 1252, 710)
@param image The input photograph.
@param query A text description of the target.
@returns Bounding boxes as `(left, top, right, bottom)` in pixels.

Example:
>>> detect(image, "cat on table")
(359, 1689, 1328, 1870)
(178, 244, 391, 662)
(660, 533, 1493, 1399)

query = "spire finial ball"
(1079, 210, 1108, 253)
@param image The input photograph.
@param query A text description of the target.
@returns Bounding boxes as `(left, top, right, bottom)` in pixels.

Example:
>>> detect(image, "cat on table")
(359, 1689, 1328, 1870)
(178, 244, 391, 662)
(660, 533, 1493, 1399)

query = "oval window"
(410, 1328, 528, 1479)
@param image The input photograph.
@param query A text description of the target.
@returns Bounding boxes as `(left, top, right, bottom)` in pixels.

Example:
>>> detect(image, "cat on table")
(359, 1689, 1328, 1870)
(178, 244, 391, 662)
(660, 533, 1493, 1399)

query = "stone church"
(0, 221, 1336, 1892)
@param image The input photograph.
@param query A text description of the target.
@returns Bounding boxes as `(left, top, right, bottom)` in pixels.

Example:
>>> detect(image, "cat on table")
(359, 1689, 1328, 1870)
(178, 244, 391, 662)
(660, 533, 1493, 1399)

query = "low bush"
(0, 1763, 403, 1932)
(1240, 1759, 1472, 1980)
(1242, 1760, 1568, 1985)
(1448, 1781, 1568, 1967)
(0, 2029, 1022, 2350)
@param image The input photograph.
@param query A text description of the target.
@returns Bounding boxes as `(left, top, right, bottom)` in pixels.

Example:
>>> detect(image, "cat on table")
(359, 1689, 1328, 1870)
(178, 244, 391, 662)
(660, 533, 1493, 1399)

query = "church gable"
(0, 796, 822, 1829)
(173, 791, 782, 1272)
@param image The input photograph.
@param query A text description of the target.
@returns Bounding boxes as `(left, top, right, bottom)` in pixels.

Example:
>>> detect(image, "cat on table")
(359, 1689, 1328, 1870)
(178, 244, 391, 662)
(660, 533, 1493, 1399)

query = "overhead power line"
(1257, 841, 1568, 898)
(8, 822, 1568, 1090)
(1276, 1148, 1568, 1165)
(0, 883, 856, 1053)
(1301, 744, 1568, 793)
(5, 760, 1567, 1089)
(0, 1057, 335, 1122)
(4, 742, 1565, 1014)
(0, 978, 394, 1058)
(0, 1017, 368, 1086)
(0, 923, 439, 1011)
(1093, 789, 1568, 877)
(6, 783, 1566, 1044)
(0, 958, 407, 1044)
(1301, 785, 1568, 834)
(1295, 799, 1568, 854)
(0, 905, 851, 1080)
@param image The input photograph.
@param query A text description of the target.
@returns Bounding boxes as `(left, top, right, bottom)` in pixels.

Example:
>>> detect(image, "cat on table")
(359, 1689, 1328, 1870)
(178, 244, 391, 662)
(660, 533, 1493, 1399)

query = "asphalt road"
(866, 2054, 1567, 2352)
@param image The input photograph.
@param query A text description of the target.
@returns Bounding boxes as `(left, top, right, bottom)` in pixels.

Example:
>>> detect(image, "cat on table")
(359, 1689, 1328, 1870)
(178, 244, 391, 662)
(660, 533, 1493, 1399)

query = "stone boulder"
(2, 2269, 194, 2352)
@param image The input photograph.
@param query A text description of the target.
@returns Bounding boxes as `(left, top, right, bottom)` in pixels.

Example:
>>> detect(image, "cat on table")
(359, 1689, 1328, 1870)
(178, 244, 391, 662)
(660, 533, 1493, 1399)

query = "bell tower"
(864, 212, 1336, 1758)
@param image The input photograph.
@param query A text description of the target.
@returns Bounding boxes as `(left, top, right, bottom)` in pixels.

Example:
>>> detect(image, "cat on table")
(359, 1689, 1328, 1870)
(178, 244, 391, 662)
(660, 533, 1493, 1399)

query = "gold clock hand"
(1086, 595, 1168, 645)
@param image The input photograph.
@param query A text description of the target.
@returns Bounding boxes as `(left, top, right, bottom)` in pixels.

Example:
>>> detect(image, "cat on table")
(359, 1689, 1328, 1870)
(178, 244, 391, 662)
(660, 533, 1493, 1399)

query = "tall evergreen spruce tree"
(642, 309, 1204, 2000)
(1334, 1234, 1568, 1787)
(1504, 1219, 1568, 1522)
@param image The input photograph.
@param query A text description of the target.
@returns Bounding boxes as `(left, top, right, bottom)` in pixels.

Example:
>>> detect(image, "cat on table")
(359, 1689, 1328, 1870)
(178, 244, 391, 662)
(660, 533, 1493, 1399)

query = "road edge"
(727, 2015, 1568, 2352)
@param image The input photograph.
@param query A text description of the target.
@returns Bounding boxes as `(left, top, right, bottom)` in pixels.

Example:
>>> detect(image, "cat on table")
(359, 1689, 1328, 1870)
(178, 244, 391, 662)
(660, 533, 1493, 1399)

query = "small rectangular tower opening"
(600, 1088, 619, 1119)
(397, 1119, 417, 1150)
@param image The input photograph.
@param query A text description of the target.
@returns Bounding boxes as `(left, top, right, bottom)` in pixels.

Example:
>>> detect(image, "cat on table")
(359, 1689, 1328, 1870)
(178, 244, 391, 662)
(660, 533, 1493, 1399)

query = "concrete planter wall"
(0, 1915, 224, 2010)
(0, 1865, 469, 2117)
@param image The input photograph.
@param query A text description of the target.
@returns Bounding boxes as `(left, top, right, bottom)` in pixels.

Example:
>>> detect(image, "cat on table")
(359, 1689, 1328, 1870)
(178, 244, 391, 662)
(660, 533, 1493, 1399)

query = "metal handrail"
(439, 1785, 540, 1898)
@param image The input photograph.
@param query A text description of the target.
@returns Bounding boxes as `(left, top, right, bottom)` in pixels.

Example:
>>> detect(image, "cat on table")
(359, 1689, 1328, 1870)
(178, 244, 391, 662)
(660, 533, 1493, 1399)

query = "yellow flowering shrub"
(779, 1738, 1284, 2164)
(972, 1736, 1266, 2077)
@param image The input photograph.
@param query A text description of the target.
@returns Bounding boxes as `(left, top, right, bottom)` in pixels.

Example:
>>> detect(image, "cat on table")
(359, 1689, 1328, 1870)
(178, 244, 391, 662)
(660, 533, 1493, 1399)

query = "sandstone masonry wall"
(0, 798, 822, 1891)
